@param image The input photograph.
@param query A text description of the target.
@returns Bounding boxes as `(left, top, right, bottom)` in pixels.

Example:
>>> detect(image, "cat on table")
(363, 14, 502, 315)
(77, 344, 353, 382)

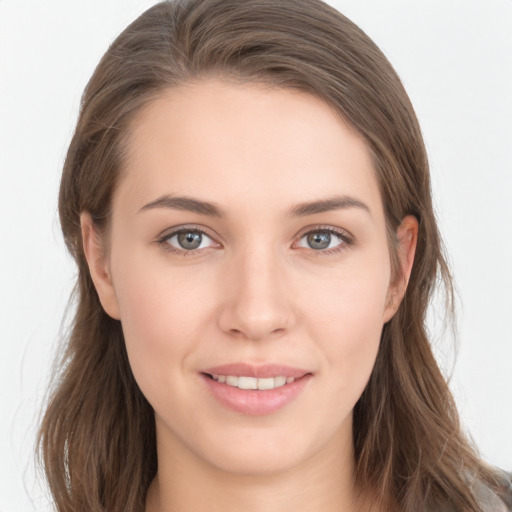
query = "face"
(83, 80, 416, 476)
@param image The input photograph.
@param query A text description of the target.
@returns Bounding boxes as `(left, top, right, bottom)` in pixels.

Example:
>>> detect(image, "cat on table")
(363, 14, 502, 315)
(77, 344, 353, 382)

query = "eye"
(159, 227, 219, 254)
(296, 228, 351, 252)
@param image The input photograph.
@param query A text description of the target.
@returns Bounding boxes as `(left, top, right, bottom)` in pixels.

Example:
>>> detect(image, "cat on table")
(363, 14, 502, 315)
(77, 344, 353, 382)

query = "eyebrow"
(139, 194, 370, 218)
(139, 195, 226, 217)
(288, 195, 371, 217)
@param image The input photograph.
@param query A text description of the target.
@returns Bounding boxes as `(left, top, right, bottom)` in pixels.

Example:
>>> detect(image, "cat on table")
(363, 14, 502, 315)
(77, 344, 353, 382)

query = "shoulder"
(473, 469, 512, 512)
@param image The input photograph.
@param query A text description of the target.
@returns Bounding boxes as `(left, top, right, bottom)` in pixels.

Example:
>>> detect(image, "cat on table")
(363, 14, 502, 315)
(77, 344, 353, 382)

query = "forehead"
(117, 80, 383, 217)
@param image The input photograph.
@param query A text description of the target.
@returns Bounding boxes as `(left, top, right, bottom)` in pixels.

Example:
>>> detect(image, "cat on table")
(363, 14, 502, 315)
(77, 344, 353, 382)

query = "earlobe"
(383, 215, 419, 322)
(80, 213, 121, 320)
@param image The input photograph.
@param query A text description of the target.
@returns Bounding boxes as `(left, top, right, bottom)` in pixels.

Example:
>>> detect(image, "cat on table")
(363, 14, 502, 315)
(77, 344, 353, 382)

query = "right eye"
(159, 228, 219, 254)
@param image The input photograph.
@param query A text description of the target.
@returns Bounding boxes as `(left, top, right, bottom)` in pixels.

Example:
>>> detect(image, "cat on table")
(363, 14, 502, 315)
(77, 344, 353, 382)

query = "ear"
(383, 215, 418, 322)
(80, 212, 121, 320)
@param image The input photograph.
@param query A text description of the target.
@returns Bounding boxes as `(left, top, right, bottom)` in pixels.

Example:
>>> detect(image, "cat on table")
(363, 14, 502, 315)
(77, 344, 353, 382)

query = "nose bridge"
(218, 240, 294, 340)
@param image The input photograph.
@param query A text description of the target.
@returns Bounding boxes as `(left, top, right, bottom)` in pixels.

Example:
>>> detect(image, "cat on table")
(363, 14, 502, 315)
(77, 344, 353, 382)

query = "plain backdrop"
(1, 1, 511, 510)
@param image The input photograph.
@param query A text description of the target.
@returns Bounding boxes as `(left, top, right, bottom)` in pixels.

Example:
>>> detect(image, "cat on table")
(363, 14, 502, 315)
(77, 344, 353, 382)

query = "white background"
(1, 1, 511, 510)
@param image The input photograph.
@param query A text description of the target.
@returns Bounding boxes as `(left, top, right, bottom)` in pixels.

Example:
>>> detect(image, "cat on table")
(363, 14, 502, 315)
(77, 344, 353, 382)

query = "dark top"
(474, 470, 512, 511)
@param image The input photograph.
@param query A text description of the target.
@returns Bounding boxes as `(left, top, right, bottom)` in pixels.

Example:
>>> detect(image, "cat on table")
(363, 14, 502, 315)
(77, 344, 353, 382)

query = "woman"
(37, 0, 511, 511)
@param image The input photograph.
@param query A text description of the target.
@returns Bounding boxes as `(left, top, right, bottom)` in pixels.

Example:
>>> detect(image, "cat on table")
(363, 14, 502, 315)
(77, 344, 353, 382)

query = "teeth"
(238, 376, 258, 390)
(257, 377, 275, 390)
(211, 374, 295, 390)
(276, 376, 287, 387)
(226, 375, 239, 387)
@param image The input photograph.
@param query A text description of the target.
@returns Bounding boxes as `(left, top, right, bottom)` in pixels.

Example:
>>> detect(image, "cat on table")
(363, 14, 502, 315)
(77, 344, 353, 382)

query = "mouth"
(205, 374, 297, 390)
(200, 363, 312, 415)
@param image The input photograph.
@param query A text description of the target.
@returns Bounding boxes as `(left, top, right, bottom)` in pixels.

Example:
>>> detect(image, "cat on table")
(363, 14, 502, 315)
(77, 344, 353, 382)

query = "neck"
(146, 422, 373, 512)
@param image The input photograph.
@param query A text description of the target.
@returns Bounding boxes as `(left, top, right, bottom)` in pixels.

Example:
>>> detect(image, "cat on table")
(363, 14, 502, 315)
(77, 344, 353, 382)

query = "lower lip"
(201, 374, 312, 416)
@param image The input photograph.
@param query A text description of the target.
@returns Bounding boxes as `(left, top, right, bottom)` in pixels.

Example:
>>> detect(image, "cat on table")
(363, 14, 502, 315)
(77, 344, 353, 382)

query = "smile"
(209, 374, 295, 390)
(201, 363, 312, 415)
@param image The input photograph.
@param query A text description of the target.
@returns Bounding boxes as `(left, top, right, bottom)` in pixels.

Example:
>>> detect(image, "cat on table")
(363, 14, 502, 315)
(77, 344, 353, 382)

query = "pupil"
(307, 231, 331, 250)
(178, 231, 202, 250)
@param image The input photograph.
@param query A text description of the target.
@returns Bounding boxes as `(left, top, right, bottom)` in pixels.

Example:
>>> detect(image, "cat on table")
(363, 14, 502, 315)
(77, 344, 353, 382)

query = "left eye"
(163, 229, 216, 251)
(297, 230, 346, 251)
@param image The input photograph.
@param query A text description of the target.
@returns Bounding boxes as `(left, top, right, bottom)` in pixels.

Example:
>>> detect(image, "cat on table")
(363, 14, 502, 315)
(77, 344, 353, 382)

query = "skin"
(82, 80, 417, 512)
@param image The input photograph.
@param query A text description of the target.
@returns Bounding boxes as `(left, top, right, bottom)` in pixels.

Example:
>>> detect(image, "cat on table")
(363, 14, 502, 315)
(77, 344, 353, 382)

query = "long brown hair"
(38, 1, 500, 510)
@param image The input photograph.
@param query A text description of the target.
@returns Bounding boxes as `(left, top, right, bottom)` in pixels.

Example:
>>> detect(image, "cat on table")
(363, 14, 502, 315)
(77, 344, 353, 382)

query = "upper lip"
(202, 363, 311, 379)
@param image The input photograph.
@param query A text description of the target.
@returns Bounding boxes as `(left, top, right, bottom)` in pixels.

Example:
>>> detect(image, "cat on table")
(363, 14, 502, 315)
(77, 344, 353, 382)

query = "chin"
(182, 415, 350, 478)
(201, 436, 312, 476)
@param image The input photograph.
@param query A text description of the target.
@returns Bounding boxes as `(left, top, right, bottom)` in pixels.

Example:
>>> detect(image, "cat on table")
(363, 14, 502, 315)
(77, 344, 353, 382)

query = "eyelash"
(156, 225, 216, 256)
(156, 225, 353, 257)
(295, 226, 354, 256)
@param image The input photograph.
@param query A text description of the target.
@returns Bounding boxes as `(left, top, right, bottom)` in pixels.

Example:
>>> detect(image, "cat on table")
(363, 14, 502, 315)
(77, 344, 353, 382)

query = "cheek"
(301, 257, 390, 387)
(110, 252, 213, 385)
(303, 252, 390, 329)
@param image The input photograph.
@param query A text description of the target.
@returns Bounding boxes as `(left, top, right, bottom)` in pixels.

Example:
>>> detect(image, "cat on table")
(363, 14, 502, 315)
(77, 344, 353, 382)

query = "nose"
(217, 246, 296, 341)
